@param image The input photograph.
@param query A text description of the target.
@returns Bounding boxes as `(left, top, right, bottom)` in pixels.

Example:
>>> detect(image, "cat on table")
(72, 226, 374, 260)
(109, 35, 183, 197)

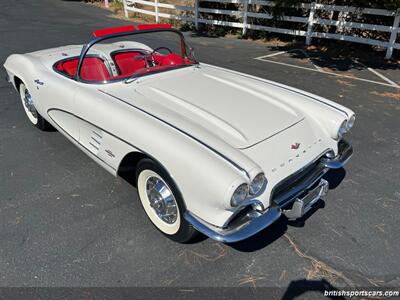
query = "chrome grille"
(271, 156, 328, 208)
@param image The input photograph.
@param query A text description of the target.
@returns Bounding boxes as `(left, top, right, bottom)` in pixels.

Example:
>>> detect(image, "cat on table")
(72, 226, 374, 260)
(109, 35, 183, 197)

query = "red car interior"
(112, 51, 146, 76)
(55, 51, 192, 81)
(160, 53, 185, 66)
(112, 51, 188, 77)
(56, 57, 112, 81)
(55, 23, 191, 81)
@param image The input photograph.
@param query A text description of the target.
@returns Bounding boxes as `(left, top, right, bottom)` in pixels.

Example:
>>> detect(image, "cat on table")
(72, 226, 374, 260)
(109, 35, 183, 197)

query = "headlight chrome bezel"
(337, 115, 355, 139)
(337, 120, 348, 139)
(346, 115, 355, 130)
(230, 183, 249, 207)
(231, 173, 267, 207)
(249, 173, 266, 195)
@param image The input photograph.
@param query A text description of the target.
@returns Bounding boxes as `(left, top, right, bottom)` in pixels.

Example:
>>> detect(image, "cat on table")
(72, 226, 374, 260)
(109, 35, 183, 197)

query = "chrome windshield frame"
(75, 28, 197, 84)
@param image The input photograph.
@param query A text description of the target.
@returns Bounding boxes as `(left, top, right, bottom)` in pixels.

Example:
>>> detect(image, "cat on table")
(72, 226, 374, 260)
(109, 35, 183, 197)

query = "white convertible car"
(4, 24, 355, 243)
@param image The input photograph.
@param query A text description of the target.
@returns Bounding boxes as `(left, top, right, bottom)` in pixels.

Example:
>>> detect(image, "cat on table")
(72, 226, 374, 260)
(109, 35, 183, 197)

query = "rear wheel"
(19, 83, 52, 131)
(136, 158, 198, 243)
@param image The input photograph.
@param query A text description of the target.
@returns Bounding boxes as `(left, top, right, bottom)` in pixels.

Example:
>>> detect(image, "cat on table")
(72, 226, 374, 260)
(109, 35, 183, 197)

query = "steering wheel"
(133, 47, 174, 68)
(151, 47, 173, 55)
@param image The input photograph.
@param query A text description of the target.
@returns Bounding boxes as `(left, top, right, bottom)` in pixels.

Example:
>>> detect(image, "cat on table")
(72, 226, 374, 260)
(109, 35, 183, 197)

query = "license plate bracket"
(283, 179, 329, 220)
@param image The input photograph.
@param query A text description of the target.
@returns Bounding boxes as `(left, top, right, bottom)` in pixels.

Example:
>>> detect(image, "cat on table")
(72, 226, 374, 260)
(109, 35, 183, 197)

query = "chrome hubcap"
(24, 89, 37, 118)
(146, 176, 178, 224)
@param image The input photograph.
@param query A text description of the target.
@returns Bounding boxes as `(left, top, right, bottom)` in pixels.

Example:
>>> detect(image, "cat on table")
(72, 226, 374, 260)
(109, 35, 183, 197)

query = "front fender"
(4, 54, 48, 116)
(74, 86, 249, 227)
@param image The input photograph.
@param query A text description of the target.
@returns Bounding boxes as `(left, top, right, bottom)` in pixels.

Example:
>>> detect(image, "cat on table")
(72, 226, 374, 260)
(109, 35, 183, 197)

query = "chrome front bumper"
(184, 206, 281, 243)
(184, 140, 353, 243)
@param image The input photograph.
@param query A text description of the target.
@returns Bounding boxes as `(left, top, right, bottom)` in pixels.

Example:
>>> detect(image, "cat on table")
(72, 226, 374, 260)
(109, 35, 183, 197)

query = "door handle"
(34, 79, 44, 85)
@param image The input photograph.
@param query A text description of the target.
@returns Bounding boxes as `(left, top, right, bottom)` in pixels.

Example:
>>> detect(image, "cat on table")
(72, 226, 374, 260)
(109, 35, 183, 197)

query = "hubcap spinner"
(145, 176, 178, 224)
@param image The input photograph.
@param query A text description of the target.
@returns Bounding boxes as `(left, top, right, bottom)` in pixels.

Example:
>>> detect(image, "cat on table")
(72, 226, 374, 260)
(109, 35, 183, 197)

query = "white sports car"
(4, 24, 355, 243)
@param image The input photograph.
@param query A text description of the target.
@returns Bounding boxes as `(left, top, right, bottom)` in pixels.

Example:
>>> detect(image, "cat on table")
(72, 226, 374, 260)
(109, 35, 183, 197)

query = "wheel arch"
(117, 151, 188, 208)
(117, 151, 149, 187)
(14, 76, 23, 93)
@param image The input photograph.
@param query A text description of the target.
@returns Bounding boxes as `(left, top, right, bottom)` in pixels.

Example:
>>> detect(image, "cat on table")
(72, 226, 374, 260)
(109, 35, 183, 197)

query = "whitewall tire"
(18, 82, 53, 131)
(137, 169, 181, 235)
(19, 83, 38, 125)
(136, 158, 198, 243)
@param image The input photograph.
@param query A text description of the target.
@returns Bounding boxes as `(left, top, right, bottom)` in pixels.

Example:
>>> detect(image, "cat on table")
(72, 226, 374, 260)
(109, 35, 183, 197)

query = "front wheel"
(19, 83, 53, 131)
(136, 158, 198, 243)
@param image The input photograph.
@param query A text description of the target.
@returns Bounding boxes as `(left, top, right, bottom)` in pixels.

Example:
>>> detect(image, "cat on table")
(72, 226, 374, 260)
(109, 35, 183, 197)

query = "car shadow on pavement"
(324, 168, 346, 190)
(229, 216, 288, 252)
(287, 200, 325, 229)
(229, 203, 323, 252)
(281, 278, 346, 300)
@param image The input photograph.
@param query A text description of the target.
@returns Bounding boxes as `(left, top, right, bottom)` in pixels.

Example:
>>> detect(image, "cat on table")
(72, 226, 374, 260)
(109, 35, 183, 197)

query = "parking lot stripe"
(355, 59, 400, 88)
(254, 56, 399, 89)
(368, 68, 399, 88)
(258, 51, 287, 58)
(297, 49, 322, 71)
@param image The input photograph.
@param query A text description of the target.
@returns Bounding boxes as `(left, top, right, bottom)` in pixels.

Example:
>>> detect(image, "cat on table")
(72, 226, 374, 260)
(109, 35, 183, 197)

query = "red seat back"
(56, 59, 78, 77)
(113, 52, 146, 76)
(80, 57, 111, 81)
(56, 57, 111, 81)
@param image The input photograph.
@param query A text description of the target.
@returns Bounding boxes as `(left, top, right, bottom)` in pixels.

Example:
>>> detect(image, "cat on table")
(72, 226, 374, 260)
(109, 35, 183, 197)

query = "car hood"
(102, 65, 304, 149)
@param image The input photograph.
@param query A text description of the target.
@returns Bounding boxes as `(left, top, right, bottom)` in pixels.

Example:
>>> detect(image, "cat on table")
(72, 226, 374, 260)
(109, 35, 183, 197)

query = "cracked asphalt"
(0, 0, 399, 298)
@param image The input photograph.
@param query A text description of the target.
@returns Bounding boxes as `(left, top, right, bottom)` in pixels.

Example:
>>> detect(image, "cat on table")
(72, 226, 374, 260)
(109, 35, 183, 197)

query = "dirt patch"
(251, 37, 291, 47)
(238, 274, 265, 288)
(337, 79, 356, 87)
(177, 243, 228, 265)
(371, 91, 400, 100)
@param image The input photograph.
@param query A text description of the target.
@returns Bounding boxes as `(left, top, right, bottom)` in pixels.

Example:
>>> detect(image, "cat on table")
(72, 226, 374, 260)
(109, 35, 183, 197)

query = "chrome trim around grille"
(271, 139, 352, 208)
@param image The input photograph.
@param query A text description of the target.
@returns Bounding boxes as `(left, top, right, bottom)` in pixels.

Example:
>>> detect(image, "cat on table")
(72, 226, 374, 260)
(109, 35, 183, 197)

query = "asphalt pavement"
(0, 0, 399, 298)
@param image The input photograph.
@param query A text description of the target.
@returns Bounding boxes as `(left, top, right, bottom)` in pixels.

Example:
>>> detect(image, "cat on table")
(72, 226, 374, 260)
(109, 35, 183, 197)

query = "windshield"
(76, 29, 196, 83)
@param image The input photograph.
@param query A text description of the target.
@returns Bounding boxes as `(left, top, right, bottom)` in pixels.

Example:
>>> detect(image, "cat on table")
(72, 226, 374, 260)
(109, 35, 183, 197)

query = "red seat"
(56, 57, 111, 81)
(113, 52, 146, 76)
(160, 53, 185, 66)
(56, 59, 78, 77)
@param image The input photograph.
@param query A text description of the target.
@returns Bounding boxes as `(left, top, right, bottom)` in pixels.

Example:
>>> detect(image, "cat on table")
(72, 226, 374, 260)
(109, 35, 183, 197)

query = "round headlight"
(249, 173, 266, 195)
(338, 120, 348, 138)
(346, 115, 355, 130)
(230, 183, 248, 207)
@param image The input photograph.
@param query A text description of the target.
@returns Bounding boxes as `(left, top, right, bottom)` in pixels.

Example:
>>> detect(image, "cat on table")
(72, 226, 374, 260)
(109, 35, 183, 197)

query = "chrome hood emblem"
(291, 142, 301, 150)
